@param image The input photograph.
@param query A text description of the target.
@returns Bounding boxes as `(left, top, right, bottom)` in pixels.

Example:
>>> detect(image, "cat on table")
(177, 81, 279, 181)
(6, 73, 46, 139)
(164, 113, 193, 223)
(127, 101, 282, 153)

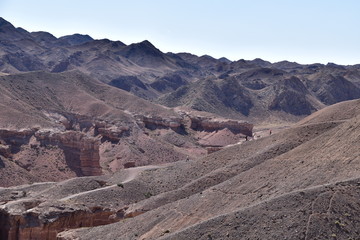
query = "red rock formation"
(137, 115, 183, 131)
(34, 130, 102, 176)
(0, 128, 102, 177)
(0, 201, 126, 240)
(189, 116, 253, 136)
(0, 144, 11, 158)
(95, 121, 130, 142)
(0, 129, 37, 154)
(206, 146, 223, 154)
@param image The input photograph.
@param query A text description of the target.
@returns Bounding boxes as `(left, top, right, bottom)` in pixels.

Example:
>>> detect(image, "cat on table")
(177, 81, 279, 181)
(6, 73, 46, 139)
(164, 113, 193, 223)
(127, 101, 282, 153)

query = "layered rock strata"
(94, 121, 130, 142)
(35, 130, 102, 176)
(0, 199, 126, 240)
(189, 116, 253, 136)
(0, 129, 102, 176)
(137, 115, 183, 131)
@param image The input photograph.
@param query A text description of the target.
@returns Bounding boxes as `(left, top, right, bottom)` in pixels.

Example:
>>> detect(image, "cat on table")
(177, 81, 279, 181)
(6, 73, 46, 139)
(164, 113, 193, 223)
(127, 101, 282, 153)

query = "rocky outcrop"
(95, 122, 130, 142)
(0, 200, 125, 240)
(206, 146, 223, 154)
(34, 130, 101, 176)
(0, 144, 11, 158)
(0, 128, 102, 176)
(0, 129, 37, 155)
(136, 114, 253, 137)
(189, 116, 253, 136)
(137, 115, 183, 131)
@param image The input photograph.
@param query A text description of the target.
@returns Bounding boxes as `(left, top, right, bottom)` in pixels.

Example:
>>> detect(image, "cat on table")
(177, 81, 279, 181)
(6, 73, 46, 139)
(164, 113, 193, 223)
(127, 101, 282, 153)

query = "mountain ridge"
(1, 17, 359, 123)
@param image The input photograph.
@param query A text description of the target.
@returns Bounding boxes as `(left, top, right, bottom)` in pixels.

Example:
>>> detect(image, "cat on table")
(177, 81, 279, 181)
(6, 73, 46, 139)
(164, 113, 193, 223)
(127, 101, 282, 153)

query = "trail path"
(60, 165, 165, 201)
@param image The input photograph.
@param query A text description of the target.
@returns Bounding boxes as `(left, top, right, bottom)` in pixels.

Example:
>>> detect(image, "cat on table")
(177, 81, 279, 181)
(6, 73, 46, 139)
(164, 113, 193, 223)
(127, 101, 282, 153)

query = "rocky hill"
(0, 99, 358, 239)
(0, 70, 253, 187)
(0, 16, 360, 240)
(1, 17, 360, 122)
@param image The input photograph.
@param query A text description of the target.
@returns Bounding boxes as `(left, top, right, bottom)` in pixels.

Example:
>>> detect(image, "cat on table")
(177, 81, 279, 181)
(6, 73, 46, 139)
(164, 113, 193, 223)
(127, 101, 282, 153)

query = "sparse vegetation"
(334, 220, 346, 227)
(144, 192, 153, 198)
(117, 183, 124, 188)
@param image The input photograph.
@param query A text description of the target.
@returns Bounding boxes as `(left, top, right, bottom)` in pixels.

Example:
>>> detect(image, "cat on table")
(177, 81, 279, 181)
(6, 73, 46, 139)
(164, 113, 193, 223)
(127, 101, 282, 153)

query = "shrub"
(144, 192, 153, 198)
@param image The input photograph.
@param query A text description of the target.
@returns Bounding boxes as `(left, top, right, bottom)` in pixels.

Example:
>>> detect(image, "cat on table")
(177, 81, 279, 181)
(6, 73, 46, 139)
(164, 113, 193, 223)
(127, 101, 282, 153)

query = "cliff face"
(0, 112, 256, 240)
(35, 130, 102, 176)
(94, 121, 130, 142)
(0, 112, 254, 187)
(0, 200, 126, 240)
(137, 115, 183, 131)
(137, 114, 253, 137)
(189, 116, 253, 136)
(0, 129, 37, 155)
(0, 129, 102, 177)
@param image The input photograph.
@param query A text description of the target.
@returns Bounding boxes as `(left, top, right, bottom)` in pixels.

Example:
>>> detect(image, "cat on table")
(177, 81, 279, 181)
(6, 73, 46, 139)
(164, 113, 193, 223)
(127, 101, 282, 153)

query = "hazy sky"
(1, 0, 359, 64)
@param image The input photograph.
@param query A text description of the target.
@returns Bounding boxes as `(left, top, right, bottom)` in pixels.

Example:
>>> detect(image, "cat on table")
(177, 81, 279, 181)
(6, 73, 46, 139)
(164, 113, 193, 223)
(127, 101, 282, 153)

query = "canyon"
(0, 103, 253, 187)
(0, 99, 359, 240)
(0, 17, 359, 240)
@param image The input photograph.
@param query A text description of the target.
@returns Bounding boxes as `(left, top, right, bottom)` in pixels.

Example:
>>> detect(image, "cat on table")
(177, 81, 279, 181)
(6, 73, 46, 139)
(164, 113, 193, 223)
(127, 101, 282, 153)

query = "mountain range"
(1, 17, 360, 123)
(0, 17, 359, 240)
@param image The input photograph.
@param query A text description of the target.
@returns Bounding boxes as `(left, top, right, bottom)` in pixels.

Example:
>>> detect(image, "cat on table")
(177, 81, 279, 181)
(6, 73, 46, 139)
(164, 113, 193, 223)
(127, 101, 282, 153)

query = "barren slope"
(0, 71, 254, 187)
(0, 100, 357, 239)
(1, 17, 360, 123)
(61, 109, 358, 239)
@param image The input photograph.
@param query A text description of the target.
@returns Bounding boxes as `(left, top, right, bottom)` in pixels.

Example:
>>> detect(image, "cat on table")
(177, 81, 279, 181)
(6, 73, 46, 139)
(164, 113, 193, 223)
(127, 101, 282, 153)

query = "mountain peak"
(218, 57, 231, 63)
(58, 34, 94, 46)
(0, 17, 14, 29)
(138, 40, 156, 48)
(130, 40, 162, 55)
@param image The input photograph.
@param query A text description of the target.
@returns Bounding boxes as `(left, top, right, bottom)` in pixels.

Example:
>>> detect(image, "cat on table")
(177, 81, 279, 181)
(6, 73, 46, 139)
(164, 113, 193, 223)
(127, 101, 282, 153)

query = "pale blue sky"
(1, 0, 359, 65)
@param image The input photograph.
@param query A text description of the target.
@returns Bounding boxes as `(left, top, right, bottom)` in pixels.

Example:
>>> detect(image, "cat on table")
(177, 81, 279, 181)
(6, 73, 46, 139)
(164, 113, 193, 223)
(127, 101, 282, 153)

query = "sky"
(1, 0, 360, 65)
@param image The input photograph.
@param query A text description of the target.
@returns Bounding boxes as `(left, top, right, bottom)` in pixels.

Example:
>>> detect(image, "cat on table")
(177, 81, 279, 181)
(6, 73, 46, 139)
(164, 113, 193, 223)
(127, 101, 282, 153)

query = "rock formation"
(189, 116, 253, 136)
(0, 128, 101, 177)
(137, 115, 183, 132)
(94, 121, 130, 142)
(34, 130, 102, 176)
(0, 110, 254, 187)
(0, 200, 124, 240)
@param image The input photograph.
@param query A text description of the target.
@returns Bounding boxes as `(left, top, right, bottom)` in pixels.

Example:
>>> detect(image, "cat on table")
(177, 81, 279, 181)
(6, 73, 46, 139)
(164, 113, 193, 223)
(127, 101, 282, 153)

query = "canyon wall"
(0, 129, 102, 176)
(189, 116, 253, 136)
(35, 130, 102, 176)
(137, 114, 253, 136)
(0, 200, 127, 240)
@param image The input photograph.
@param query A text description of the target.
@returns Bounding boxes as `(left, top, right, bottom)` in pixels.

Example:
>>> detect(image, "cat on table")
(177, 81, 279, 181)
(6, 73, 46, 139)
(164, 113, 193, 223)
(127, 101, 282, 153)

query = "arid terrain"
(1, 99, 359, 240)
(0, 17, 359, 240)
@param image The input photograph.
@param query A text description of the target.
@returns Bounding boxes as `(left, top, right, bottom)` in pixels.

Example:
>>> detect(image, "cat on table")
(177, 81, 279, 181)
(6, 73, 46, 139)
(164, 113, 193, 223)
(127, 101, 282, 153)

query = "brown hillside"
(0, 100, 357, 239)
(61, 109, 358, 239)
